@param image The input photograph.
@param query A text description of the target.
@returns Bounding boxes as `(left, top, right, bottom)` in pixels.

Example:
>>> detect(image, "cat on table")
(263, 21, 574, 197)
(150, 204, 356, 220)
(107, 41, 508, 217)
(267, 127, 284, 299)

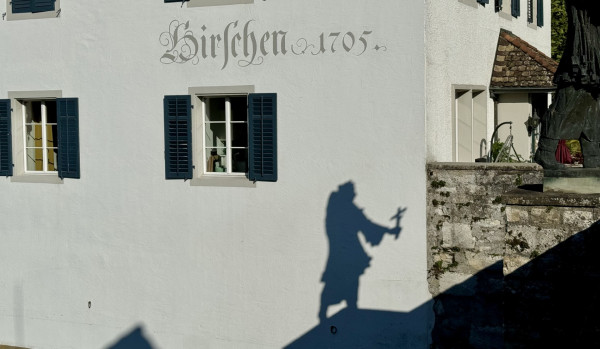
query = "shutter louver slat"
(57, 98, 80, 179)
(0, 99, 13, 177)
(164, 95, 193, 179)
(11, 0, 32, 13)
(248, 93, 277, 182)
(31, 0, 55, 13)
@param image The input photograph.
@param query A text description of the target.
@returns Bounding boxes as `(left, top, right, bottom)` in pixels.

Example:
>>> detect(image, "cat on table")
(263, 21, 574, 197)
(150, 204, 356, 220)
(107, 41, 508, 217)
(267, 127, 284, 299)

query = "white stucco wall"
(0, 1, 430, 348)
(426, 0, 551, 162)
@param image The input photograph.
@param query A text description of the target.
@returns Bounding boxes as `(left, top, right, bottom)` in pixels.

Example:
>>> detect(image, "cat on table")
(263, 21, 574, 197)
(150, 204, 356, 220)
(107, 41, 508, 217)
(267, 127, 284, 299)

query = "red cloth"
(555, 139, 573, 164)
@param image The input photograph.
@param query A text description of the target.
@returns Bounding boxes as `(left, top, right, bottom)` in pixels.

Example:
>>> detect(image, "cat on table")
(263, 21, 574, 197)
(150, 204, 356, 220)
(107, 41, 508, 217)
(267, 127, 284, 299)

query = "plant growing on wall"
(552, 0, 567, 61)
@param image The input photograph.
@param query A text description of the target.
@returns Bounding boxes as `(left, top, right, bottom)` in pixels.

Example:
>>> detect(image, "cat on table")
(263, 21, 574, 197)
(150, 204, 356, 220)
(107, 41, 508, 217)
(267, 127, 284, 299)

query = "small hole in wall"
(88, 301, 91, 309)
(330, 325, 337, 334)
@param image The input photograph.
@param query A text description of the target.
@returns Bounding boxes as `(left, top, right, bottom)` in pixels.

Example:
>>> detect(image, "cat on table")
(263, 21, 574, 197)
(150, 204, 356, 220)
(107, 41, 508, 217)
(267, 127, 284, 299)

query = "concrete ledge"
(427, 162, 542, 171)
(503, 187, 600, 207)
(543, 168, 600, 194)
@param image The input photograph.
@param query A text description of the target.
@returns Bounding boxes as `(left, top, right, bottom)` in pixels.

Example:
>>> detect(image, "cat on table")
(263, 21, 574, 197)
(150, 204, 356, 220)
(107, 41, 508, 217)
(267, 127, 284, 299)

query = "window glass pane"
(205, 122, 226, 148)
(231, 149, 248, 173)
(25, 101, 42, 124)
(46, 125, 57, 148)
(46, 101, 57, 123)
(26, 148, 43, 171)
(230, 96, 247, 121)
(47, 149, 58, 171)
(231, 123, 248, 147)
(205, 97, 225, 122)
(205, 148, 227, 172)
(25, 125, 43, 147)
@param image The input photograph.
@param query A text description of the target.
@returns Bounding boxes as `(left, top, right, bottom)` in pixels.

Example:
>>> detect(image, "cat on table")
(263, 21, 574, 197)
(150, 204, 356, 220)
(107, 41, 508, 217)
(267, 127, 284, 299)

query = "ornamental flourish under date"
(159, 20, 387, 69)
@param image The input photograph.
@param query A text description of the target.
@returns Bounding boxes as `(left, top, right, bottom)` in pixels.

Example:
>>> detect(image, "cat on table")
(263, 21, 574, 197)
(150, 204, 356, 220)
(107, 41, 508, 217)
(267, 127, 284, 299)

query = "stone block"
(562, 209, 595, 230)
(505, 207, 522, 223)
(438, 272, 476, 296)
(503, 255, 530, 274)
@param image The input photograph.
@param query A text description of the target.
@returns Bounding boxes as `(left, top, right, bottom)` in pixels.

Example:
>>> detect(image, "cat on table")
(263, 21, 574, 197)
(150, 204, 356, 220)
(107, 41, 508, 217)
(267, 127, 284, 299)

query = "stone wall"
(427, 162, 600, 348)
(427, 162, 542, 297)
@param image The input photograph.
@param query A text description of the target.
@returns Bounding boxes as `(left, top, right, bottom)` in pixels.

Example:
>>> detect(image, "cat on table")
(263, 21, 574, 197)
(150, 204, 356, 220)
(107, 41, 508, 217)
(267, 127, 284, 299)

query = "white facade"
(426, 0, 551, 162)
(0, 1, 430, 348)
(0, 1, 552, 348)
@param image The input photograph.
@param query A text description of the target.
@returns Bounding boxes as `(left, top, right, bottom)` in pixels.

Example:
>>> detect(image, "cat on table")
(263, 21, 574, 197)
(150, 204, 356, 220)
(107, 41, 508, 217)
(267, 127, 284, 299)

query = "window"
(164, 0, 253, 7)
(526, 0, 544, 27)
(495, 0, 502, 12)
(201, 96, 249, 175)
(163, 86, 277, 186)
(6, 0, 60, 20)
(453, 87, 487, 162)
(536, 0, 544, 27)
(23, 100, 58, 173)
(0, 91, 80, 181)
(511, 0, 520, 18)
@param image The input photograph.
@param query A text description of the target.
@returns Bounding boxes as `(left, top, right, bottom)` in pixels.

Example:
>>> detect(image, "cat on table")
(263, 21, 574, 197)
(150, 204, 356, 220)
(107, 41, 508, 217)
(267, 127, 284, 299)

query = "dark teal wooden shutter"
(0, 99, 13, 177)
(511, 0, 520, 17)
(31, 0, 55, 13)
(537, 0, 543, 27)
(495, 0, 503, 12)
(477, 0, 489, 5)
(164, 95, 193, 179)
(248, 93, 277, 182)
(57, 98, 80, 179)
(11, 0, 32, 13)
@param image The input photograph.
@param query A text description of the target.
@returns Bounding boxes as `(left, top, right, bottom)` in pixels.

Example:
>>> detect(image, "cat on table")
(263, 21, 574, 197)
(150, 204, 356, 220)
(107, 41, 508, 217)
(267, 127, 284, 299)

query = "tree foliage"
(551, 0, 567, 61)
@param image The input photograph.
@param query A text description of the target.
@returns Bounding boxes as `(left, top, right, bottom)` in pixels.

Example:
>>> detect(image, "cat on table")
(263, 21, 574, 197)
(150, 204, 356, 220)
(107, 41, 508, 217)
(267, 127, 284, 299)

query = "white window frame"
(200, 96, 248, 177)
(452, 85, 488, 162)
(5, 0, 61, 21)
(497, 0, 513, 20)
(7, 90, 63, 184)
(22, 100, 58, 174)
(526, 0, 539, 29)
(188, 85, 256, 188)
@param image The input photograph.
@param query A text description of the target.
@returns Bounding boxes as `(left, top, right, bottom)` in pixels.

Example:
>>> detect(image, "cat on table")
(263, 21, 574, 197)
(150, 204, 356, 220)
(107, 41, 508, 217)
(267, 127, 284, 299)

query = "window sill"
(458, 0, 478, 9)
(190, 175, 256, 187)
(10, 174, 63, 184)
(499, 11, 513, 20)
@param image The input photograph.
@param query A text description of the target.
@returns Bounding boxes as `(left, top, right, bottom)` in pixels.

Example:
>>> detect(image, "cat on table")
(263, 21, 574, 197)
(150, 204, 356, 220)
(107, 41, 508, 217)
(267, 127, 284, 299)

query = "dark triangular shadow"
(106, 326, 154, 349)
(285, 306, 432, 349)
(504, 220, 600, 347)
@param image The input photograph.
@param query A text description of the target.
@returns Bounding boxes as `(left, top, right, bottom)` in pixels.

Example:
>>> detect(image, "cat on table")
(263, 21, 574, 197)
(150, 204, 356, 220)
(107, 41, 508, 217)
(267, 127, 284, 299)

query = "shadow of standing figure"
(319, 181, 404, 322)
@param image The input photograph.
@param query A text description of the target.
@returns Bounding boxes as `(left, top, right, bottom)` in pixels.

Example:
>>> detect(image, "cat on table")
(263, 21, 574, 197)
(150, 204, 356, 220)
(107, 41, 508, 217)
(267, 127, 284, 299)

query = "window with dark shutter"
(511, 0, 520, 18)
(32, 0, 55, 13)
(164, 95, 193, 179)
(248, 93, 277, 182)
(12, 0, 55, 13)
(56, 98, 80, 179)
(0, 99, 13, 177)
(495, 0, 503, 12)
(477, 0, 489, 5)
(537, 0, 544, 27)
(11, 0, 32, 13)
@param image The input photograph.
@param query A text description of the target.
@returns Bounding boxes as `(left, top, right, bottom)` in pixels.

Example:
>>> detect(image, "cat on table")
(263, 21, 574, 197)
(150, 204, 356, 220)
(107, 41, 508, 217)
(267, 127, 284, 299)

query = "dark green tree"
(552, 0, 567, 61)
